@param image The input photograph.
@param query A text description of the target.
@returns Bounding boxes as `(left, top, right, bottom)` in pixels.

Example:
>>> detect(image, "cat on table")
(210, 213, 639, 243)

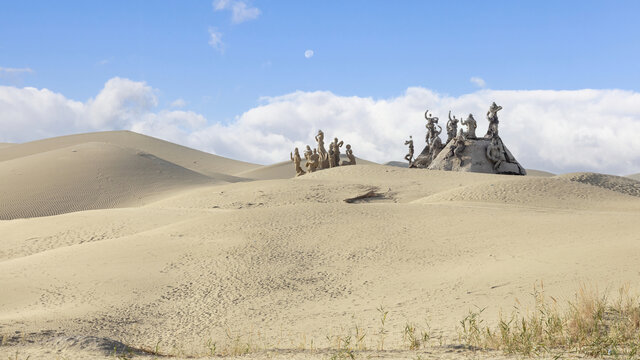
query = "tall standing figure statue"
(485, 102, 503, 138)
(331, 137, 344, 167)
(290, 148, 306, 176)
(461, 114, 477, 139)
(424, 110, 440, 145)
(404, 136, 414, 164)
(315, 130, 329, 169)
(328, 142, 336, 168)
(446, 111, 459, 144)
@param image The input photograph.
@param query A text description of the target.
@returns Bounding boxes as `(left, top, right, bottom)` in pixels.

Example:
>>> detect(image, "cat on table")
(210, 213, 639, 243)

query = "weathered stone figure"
(304, 145, 313, 162)
(486, 136, 505, 170)
(446, 111, 459, 144)
(307, 149, 320, 172)
(485, 102, 503, 138)
(290, 148, 306, 176)
(445, 129, 466, 164)
(428, 123, 443, 146)
(315, 130, 329, 169)
(342, 144, 356, 165)
(331, 137, 344, 167)
(404, 136, 414, 164)
(425, 110, 440, 145)
(328, 142, 336, 168)
(461, 114, 477, 139)
(429, 135, 444, 163)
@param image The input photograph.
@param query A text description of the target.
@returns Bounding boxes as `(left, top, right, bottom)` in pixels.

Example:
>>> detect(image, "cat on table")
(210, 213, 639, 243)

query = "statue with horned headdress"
(485, 102, 503, 138)
(424, 110, 442, 146)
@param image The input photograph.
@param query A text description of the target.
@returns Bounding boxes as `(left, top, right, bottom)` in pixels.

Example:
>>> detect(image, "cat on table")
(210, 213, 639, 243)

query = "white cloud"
(470, 76, 486, 88)
(208, 27, 224, 52)
(170, 98, 187, 108)
(0, 67, 34, 75)
(2, 77, 640, 175)
(304, 50, 314, 59)
(213, 0, 260, 23)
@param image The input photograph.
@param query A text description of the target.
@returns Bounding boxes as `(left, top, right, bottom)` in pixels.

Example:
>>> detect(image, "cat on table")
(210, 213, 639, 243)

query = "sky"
(1, 1, 640, 174)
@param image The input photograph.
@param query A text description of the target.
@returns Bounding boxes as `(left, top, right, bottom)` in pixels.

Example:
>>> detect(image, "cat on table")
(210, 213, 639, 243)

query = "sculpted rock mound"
(420, 136, 526, 175)
(408, 103, 526, 175)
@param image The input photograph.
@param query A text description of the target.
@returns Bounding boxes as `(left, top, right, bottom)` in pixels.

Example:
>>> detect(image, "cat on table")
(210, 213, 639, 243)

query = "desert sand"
(1, 131, 639, 360)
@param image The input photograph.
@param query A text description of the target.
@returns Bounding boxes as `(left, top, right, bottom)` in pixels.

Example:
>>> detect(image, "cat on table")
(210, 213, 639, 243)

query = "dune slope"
(0, 130, 260, 177)
(0, 142, 218, 220)
(2, 165, 640, 360)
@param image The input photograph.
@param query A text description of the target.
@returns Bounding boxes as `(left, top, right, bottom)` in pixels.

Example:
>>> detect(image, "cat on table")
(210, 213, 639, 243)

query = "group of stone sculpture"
(290, 130, 356, 176)
(406, 102, 525, 175)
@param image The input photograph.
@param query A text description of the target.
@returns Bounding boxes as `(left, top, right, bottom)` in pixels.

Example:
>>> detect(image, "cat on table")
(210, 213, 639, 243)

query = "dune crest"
(0, 130, 260, 177)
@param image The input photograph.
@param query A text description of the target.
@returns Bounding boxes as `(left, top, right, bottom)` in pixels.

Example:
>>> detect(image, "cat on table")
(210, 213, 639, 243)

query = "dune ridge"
(0, 130, 260, 177)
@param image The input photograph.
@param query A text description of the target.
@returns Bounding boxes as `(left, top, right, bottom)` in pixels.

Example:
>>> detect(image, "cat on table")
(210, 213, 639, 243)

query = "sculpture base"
(412, 137, 526, 176)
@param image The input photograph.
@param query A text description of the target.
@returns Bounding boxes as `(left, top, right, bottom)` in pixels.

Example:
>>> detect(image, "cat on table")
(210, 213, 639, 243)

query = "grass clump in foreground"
(459, 282, 640, 358)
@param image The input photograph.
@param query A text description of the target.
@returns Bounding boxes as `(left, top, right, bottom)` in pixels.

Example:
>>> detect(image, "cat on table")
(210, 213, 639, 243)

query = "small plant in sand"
(403, 321, 430, 350)
(205, 338, 216, 356)
(7, 350, 30, 360)
(459, 282, 640, 358)
(376, 305, 389, 351)
(222, 328, 254, 356)
(458, 306, 486, 349)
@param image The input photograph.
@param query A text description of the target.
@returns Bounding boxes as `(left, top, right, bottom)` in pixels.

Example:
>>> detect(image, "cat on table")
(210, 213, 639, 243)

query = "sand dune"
(2, 135, 640, 360)
(557, 172, 640, 197)
(0, 130, 260, 177)
(627, 172, 640, 181)
(0, 142, 14, 149)
(0, 142, 218, 220)
(525, 169, 555, 177)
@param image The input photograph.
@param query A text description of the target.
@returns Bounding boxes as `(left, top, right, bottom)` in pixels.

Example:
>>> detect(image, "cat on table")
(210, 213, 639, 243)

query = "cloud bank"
(1, 77, 640, 175)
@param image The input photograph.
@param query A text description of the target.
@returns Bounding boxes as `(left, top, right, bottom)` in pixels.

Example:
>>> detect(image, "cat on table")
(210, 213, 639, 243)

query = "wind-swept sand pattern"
(1, 134, 640, 360)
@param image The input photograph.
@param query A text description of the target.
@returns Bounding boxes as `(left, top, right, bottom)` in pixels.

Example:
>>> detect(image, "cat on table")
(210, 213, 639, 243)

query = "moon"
(304, 50, 314, 59)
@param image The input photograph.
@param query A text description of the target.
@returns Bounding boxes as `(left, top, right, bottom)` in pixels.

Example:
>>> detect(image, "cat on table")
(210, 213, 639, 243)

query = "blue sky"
(1, 1, 640, 174)
(2, 0, 639, 122)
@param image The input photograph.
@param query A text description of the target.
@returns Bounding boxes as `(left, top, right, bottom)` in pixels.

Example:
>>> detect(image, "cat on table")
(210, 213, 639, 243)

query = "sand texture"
(627, 172, 640, 181)
(1, 132, 640, 360)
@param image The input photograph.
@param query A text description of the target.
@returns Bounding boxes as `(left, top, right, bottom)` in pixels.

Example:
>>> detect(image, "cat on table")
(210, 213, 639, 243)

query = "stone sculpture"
(332, 137, 344, 167)
(446, 111, 459, 144)
(424, 110, 439, 144)
(328, 143, 336, 168)
(445, 129, 467, 164)
(485, 102, 502, 138)
(416, 104, 525, 175)
(486, 136, 505, 170)
(315, 130, 329, 169)
(290, 148, 306, 176)
(461, 114, 477, 139)
(291, 129, 357, 175)
(404, 136, 414, 164)
(342, 144, 356, 165)
(307, 149, 320, 172)
(429, 135, 444, 163)
(304, 145, 313, 162)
